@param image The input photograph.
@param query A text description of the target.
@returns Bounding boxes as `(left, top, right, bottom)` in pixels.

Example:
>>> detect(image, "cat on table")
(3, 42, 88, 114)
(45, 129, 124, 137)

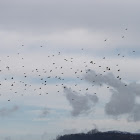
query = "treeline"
(56, 129, 140, 140)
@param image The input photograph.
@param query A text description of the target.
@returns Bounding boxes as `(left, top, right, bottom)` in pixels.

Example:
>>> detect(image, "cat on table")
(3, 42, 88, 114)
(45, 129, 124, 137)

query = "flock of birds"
(0, 28, 136, 102)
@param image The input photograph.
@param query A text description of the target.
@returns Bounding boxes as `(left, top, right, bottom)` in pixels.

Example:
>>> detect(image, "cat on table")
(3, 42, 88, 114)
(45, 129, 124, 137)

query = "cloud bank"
(64, 87, 98, 116)
(84, 70, 140, 121)
(0, 0, 140, 33)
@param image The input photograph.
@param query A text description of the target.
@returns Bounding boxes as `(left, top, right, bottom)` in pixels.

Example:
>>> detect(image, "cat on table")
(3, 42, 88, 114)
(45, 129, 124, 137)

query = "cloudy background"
(0, 0, 140, 139)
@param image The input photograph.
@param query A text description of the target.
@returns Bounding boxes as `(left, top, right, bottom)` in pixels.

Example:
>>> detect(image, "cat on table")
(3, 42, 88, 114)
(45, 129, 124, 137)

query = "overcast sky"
(0, 0, 140, 140)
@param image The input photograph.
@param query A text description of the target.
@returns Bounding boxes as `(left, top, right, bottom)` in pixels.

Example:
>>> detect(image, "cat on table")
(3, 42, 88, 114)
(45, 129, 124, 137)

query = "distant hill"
(56, 129, 140, 140)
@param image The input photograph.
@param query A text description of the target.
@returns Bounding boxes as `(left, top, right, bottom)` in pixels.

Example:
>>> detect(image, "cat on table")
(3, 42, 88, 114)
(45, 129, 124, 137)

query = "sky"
(0, 0, 140, 140)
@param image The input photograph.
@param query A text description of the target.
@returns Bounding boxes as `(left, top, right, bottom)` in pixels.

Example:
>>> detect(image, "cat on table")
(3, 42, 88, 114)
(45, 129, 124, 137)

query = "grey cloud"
(39, 108, 49, 118)
(0, 0, 140, 33)
(64, 87, 98, 116)
(128, 104, 140, 122)
(105, 89, 135, 116)
(0, 105, 19, 117)
(84, 70, 140, 121)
